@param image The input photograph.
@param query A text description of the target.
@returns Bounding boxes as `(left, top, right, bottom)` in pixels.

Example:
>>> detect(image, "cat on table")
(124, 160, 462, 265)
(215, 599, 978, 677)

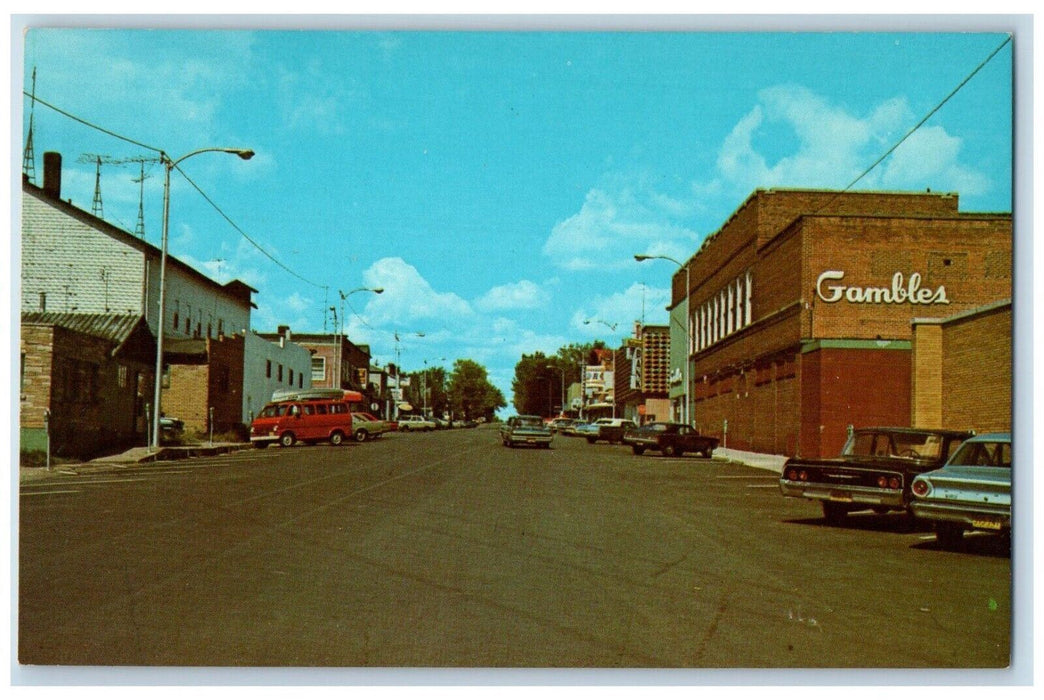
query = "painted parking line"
(20, 489, 82, 496)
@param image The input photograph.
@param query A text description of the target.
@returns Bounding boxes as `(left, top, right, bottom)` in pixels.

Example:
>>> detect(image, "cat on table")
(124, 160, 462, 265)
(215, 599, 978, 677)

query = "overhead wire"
(814, 35, 1012, 215)
(23, 89, 329, 293)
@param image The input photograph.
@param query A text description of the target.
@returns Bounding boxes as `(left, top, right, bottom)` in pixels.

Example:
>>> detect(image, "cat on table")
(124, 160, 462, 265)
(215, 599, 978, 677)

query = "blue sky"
(16, 24, 1015, 407)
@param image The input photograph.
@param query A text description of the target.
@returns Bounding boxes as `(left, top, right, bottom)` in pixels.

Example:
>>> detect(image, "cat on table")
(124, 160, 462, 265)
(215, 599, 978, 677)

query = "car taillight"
(911, 479, 930, 497)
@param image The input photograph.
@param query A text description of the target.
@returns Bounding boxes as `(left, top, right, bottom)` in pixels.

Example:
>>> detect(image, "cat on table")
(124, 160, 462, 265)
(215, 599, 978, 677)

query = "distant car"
(350, 412, 388, 442)
(910, 433, 1012, 548)
(623, 422, 719, 458)
(574, 422, 600, 440)
(549, 417, 575, 434)
(159, 416, 185, 438)
(585, 417, 637, 444)
(398, 415, 436, 432)
(500, 414, 553, 448)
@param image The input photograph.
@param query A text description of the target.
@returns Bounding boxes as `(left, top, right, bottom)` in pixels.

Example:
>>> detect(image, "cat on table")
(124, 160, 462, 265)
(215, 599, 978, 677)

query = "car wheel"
(586, 437, 596, 444)
(821, 501, 849, 525)
(279, 432, 295, 448)
(662, 444, 678, 457)
(329, 430, 345, 446)
(632, 446, 646, 456)
(355, 428, 368, 442)
(935, 523, 965, 549)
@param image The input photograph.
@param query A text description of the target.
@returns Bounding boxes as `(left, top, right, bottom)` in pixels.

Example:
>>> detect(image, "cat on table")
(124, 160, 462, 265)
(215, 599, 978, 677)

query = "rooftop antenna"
(90, 156, 104, 217)
(22, 67, 37, 183)
(131, 160, 151, 238)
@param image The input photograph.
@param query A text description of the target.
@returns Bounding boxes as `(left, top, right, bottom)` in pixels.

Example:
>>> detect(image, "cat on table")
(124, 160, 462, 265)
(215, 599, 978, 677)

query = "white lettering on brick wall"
(816, 270, 950, 305)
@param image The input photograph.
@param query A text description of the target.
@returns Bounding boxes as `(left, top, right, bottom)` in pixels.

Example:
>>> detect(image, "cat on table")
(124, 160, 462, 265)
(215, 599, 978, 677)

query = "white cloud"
(361, 257, 473, 326)
(543, 187, 701, 272)
(474, 280, 550, 312)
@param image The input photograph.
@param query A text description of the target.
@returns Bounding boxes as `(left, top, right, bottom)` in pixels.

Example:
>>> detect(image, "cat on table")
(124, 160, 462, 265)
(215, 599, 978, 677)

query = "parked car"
(350, 412, 389, 442)
(250, 397, 353, 448)
(398, 415, 436, 432)
(499, 415, 553, 448)
(585, 418, 637, 444)
(574, 422, 601, 440)
(549, 417, 575, 434)
(779, 427, 973, 524)
(910, 433, 1012, 548)
(622, 422, 719, 457)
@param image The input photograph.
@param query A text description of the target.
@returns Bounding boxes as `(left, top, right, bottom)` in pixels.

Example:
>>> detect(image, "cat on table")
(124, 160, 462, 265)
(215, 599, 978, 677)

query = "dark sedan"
(622, 422, 719, 458)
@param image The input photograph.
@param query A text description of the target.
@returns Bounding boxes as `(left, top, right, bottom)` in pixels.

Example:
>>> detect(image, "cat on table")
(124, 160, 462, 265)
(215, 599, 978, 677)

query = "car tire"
(632, 446, 646, 456)
(354, 429, 368, 442)
(279, 432, 295, 448)
(821, 501, 849, 525)
(935, 523, 965, 549)
(662, 444, 678, 457)
(586, 437, 596, 444)
(329, 430, 345, 446)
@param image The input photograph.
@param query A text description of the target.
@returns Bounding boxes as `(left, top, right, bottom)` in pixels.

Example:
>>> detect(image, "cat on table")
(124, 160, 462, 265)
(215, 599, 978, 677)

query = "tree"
(510, 342, 603, 417)
(404, 365, 448, 417)
(447, 359, 505, 420)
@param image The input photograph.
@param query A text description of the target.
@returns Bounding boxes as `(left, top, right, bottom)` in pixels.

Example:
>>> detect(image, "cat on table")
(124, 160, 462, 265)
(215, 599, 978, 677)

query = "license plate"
(972, 518, 1003, 530)
(829, 491, 853, 502)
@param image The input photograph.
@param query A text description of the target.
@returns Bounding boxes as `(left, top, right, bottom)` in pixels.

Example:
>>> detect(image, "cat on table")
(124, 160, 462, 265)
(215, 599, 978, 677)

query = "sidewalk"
(713, 447, 788, 474)
(19, 442, 251, 482)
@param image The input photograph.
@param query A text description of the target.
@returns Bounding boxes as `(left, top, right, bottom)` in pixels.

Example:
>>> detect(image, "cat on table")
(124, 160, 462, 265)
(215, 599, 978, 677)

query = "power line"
(819, 35, 1012, 212)
(24, 88, 328, 291)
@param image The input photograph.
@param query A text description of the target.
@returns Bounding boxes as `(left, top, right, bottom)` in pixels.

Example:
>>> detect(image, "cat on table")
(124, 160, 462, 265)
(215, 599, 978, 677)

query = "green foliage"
(447, 359, 506, 420)
(511, 343, 593, 417)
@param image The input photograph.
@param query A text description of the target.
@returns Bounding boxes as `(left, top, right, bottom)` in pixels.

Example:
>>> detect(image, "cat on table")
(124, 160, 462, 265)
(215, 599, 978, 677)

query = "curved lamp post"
(635, 253, 691, 426)
(336, 286, 384, 390)
(151, 147, 254, 451)
(583, 318, 618, 332)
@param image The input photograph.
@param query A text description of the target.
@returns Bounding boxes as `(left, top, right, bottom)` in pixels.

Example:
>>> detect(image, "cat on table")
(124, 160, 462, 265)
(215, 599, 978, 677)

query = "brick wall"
(912, 303, 1012, 433)
(911, 324, 944, 428)
(942, 305, 1011, 432)
(21, 323, 143, 457)
(165, 334, 246, 434)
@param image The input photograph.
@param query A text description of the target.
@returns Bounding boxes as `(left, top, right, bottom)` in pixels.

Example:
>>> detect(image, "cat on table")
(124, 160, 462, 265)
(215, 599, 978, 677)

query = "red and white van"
(250, 392, 354, 448)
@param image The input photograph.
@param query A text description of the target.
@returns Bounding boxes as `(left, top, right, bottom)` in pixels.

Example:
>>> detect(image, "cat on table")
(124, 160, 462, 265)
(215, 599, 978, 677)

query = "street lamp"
(635, 253, 691, 426)
(151, 146, 254, 451)
(335, 286, 383, 390)
(422, 357, 446, 418)
(392, 331, 426, 419)
(583, 318, 618, 332)
(545, 365, 565, 417)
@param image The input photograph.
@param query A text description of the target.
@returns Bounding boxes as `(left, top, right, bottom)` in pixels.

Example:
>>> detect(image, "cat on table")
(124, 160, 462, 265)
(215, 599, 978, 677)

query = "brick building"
(615, 323, 671, 424)
(911, 300, 1012, 434)
(667, 188, 1011, 458)
(20, 313, 155, 457)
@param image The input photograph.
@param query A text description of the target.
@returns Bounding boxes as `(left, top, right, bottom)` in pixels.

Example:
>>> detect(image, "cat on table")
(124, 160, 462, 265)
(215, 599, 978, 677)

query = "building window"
(218, 319, 224, 337)
(311, 356, 326, 381)
(266, 360, 272, 378)
(118, 365, 128, 389)
(278, 364, 284, 382)
(289, 369, 295, 386)
(39, 292, 46, 311)
(299, 374, 304, 389)
(744, 271, 753, 326)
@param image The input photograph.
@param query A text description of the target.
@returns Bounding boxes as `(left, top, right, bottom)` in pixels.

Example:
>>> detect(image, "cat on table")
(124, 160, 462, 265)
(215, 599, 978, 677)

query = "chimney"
(43, 152, 62, 199)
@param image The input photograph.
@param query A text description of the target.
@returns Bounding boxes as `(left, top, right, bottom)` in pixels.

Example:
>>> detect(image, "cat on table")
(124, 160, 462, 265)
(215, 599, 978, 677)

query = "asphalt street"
(18, 425, 1012, 670)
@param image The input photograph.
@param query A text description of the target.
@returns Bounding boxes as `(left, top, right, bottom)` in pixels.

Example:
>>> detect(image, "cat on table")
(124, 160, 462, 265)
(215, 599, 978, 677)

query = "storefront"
(672, 189, 1011, 458)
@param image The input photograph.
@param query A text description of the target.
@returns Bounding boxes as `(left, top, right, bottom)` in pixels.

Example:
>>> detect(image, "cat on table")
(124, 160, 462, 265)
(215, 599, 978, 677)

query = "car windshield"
(843, 431, 946, 459)
(948, 441, 1012, 468)
(518, 417, 543, 427)
(646, 423, 668, 432)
